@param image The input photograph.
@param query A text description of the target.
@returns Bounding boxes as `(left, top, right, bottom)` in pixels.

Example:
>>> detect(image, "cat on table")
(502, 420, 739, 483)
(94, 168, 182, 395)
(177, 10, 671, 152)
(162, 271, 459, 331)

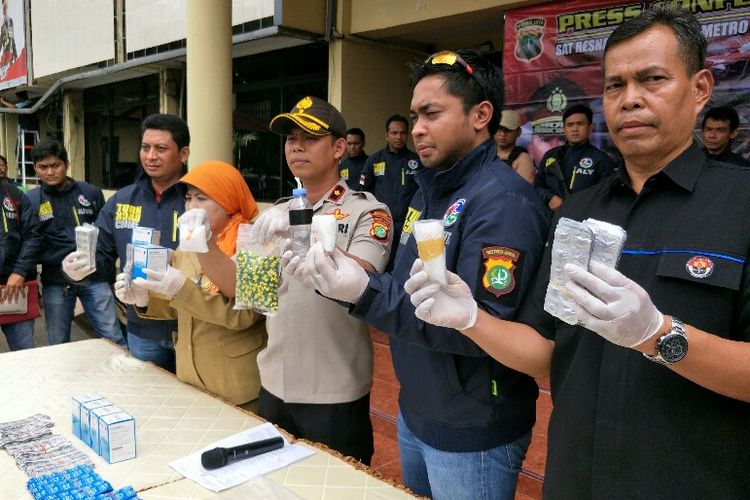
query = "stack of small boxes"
(130, 227, 168, 281)
(72, 394, 136, 464)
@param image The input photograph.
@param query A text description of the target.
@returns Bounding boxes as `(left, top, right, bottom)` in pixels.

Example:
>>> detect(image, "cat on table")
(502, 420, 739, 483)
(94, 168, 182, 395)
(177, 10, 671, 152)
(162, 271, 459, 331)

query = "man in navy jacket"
(300, 50, 549, 499)
(0, 173, 40, 350)
(28, 139, 125, 347)
(63, 114, 190, 372)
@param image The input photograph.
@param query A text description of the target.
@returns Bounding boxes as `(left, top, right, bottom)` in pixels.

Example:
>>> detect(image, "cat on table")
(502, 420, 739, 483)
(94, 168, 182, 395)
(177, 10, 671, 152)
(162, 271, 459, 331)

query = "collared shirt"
(703, 146, 750, 168)
(259, 181, 392, 404)
(518, 142, 750, 498)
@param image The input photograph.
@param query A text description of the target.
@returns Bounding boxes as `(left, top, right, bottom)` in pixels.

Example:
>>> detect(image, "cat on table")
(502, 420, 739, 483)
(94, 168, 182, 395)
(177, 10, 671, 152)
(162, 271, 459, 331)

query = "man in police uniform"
(27, 139, 125, 347)
(404, 5, 750, 498)
(63, 114, 190, 372)
(701, 106, 750, 167)
(359, 114, 422, 270)
(301, 51, 548, 499)
(338, 127, 368, 186)
(249, 96, 392, 465)
(535, 103, 616, 214)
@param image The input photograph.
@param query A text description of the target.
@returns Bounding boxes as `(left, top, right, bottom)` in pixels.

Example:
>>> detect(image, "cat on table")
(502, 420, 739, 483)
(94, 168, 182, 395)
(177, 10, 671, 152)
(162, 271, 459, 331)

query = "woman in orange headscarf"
(115, 161, 266, 409)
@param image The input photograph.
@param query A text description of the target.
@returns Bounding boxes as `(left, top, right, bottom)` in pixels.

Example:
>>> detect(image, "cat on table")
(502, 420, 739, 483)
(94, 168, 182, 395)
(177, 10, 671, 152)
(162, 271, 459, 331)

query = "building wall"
(331, 39, 419, 155)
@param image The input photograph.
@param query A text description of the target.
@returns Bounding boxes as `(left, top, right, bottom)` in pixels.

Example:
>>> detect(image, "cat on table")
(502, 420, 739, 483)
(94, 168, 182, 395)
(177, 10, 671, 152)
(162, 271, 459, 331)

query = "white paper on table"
(169, 422, 315, 492)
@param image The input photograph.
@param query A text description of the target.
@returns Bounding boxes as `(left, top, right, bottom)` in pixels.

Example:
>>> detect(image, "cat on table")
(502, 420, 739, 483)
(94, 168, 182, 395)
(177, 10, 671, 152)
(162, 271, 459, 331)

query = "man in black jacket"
(27, 139, 125, 347)
(0, 171, 40, 350)
(535, 103, 616, 213)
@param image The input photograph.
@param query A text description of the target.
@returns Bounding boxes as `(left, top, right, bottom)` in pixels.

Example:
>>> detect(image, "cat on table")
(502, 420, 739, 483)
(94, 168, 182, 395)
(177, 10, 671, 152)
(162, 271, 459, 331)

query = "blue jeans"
(43, 282, 126, 347)
(1, 319, 35, 351)
(397, 412, 531, 500)
(127, 332, 175, 373)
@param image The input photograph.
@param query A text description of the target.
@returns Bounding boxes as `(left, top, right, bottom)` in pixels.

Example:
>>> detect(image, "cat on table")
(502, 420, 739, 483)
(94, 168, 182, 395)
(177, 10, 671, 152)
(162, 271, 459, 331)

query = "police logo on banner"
(686, 256, 714, 279)
(442, 198, 465, 228)
(514, 18, 545, 62)
(78, 195, 91, 207)
(475, 244, 526, 305)
(3, 196, 15, 212)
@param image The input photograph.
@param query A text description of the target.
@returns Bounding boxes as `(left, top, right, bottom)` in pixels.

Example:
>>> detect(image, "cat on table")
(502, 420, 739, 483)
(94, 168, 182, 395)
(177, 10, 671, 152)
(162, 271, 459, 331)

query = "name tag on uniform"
(373, 162, 386, 176)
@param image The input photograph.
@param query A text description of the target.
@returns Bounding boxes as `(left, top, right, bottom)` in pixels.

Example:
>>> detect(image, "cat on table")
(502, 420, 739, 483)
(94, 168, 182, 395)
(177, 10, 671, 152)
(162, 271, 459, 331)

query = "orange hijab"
(180, 161, 259, 257)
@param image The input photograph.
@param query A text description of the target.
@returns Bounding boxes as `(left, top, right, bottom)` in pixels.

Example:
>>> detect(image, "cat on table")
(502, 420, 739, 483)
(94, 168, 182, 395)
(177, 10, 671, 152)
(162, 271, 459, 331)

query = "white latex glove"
(280, 239, 313, 286)
(178, 208, 211, 252)
(404, 259, 478, 330)
(305, 242, 369, 303)
(133, 265, 187, 299)
(114, 272, 149, 307)
(62, 251, 95, 281)
(564, 261, 664, 348)
(249, 205, 289, 245)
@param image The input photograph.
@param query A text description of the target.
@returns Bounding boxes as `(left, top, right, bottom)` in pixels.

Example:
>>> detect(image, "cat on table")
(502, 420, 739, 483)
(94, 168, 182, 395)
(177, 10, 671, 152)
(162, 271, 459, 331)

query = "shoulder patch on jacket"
(475, 244, 525, 306)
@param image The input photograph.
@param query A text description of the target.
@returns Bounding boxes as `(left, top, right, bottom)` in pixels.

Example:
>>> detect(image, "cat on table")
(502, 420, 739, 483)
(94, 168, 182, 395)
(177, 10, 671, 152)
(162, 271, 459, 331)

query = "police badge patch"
(78, 195, 92, 207)
(686, 256, 714, 279)
(514, 18, 545, 62)
(475, 244, 526, 305)
(369, 209, 391, 242)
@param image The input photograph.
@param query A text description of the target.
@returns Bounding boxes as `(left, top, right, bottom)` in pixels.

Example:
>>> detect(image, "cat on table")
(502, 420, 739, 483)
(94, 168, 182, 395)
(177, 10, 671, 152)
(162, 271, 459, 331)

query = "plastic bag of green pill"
(234, 224, 282, 316)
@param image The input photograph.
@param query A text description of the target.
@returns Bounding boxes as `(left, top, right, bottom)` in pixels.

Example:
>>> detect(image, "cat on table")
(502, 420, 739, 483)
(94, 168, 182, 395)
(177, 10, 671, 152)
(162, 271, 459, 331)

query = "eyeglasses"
(424, 51, 490, 95)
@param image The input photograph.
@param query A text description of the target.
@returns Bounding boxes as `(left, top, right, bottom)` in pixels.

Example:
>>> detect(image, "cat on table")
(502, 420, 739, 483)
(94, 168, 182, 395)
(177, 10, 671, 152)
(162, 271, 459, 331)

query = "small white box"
(132, 244, 169, 281)
(132, 226, 161, 246)
(81, 398, 111, 446)
(90, 405, 121, 454)
(99, 412, 136, 463)
(71, 393, 103, 439)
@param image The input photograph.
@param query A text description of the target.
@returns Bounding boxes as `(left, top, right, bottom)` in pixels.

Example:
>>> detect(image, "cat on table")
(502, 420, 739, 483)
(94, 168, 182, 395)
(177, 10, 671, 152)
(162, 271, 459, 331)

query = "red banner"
(503, 0, 750, 166)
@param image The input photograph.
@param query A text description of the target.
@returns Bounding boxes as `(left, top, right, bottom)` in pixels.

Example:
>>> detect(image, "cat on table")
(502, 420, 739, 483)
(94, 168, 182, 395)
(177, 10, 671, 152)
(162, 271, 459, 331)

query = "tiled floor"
(368, 328, 549, 500)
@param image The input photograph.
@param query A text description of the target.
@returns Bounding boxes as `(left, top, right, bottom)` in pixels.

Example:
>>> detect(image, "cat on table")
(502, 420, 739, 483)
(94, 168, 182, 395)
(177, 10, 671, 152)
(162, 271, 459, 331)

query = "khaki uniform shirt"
(259, 181, 392, 404)
(140, 251, 267, 405)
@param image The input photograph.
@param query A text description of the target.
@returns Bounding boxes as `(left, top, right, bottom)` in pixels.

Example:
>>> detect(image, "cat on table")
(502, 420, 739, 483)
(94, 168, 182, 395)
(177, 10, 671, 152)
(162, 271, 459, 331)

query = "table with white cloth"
(0, 339, 415, 499)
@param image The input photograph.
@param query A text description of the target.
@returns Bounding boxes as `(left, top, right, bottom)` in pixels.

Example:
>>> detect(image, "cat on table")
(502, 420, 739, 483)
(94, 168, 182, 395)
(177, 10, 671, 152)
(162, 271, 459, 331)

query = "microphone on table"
(200, 436, 285, 470)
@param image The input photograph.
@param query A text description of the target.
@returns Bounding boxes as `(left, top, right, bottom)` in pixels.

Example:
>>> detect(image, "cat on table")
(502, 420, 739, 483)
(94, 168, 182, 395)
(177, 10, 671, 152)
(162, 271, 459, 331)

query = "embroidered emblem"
(686, 256, 714, 279)
(442, 198, 466, 228)
(326, 208, 350, 221)
(3, 197, 15, 212)
(373, 162, 386, 176)
(481, 246, 520, 297)
(78, 194, 91, 207)
(579, 157, 593, 169)
(327, 184, 346, 203)
(407, 159, 419, 170)
(340, 168, 349, 180)
(369, 209, 391, 242)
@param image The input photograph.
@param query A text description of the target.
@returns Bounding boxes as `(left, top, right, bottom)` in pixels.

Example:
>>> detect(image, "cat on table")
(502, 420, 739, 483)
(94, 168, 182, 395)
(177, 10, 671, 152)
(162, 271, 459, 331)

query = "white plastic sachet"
(311, 214, 338, 253)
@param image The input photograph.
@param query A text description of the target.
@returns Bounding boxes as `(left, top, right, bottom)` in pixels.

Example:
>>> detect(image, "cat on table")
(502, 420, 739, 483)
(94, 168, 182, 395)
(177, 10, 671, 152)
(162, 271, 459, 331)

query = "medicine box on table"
(99, 412, 136, 464)
(71, 393, 103, 440)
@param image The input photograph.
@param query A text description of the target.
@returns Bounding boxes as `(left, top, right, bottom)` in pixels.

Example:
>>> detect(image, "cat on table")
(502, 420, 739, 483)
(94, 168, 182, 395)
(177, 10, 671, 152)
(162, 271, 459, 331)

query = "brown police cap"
(269, 96, 347, 138)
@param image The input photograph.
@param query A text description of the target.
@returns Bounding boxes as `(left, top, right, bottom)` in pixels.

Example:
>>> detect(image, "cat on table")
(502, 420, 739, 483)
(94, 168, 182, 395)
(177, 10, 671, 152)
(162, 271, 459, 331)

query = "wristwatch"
(644, 317, 688, 365)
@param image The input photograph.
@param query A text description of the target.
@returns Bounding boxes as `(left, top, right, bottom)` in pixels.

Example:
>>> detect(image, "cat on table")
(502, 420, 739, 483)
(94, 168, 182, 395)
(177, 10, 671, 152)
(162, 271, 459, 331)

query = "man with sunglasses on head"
(295, 50, 549, 499)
